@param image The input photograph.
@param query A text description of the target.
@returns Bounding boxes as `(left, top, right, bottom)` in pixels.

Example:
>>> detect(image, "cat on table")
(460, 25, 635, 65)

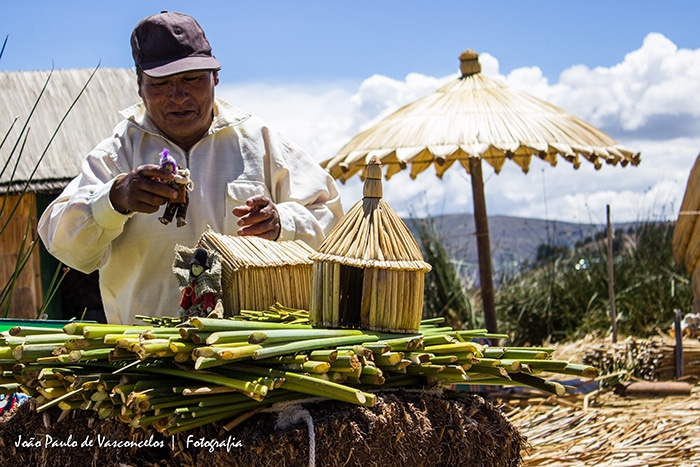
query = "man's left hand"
(232, 195, 281, 240)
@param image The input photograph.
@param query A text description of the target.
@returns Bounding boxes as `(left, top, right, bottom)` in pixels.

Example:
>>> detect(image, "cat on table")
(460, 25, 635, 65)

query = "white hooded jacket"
(38, 98, 344, 324)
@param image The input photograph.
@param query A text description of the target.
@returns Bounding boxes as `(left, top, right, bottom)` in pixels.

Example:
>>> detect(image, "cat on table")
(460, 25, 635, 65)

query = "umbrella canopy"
(322, 50, 640, 333)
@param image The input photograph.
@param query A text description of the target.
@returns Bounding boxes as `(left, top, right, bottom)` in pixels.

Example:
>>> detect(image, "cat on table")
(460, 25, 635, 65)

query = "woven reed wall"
(310, 261, 425, 333)
(0, 194, 41, 318)
(1, 68, 139, 193)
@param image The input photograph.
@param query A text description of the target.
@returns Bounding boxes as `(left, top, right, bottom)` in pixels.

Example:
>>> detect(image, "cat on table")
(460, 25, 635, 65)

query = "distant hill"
(404, 213, 635, 283)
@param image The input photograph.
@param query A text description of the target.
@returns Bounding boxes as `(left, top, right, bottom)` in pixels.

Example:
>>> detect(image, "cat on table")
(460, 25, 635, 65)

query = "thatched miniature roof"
(0, 68, 139, 194)
(312, 157, 431, 272)
(197, 229, 315, 269)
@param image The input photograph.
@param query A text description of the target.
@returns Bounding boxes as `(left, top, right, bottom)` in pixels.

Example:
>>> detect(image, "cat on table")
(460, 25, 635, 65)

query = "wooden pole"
(469, 157, 498, 334)
(614, 381, 691, 397)
(606, 205, 618, 343)
(674, 308, 684, 379)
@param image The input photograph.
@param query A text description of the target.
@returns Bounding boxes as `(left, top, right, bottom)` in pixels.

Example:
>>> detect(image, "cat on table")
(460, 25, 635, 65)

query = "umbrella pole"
(469, 157, 498, 334)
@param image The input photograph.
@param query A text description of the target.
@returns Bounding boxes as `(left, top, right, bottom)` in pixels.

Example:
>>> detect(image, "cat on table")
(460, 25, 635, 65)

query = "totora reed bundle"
(0, 306, 597, 435)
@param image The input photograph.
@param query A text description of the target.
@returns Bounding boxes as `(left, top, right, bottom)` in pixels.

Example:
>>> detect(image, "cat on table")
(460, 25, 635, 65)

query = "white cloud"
(509, 33, 700, 136)
(216, 82, 356, 162)
(216, 33, 700, 225)
(350, 73, 453, 130)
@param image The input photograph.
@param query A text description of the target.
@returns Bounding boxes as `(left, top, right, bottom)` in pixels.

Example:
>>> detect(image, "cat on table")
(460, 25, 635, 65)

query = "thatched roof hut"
(1, 68, 138, 194)
(310, 157, 431, 333)
(197, 229, 316, 315)
(0, 68, 138, 320)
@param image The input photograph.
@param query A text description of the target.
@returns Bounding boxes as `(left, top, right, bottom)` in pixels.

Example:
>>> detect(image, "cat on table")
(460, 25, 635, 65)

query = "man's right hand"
(109, 164, 178, 214)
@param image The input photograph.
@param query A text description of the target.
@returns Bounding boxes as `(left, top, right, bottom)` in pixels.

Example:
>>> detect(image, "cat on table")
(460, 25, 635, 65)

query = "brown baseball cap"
(131, 11, 221, 77)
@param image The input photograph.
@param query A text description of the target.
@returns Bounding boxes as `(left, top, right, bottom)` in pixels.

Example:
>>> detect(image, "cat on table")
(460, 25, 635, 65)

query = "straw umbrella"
(322, 50, 640, 333)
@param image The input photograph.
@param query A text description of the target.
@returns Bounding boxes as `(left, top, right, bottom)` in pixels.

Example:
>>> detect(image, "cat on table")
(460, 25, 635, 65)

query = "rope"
(264, 399, 323, 467)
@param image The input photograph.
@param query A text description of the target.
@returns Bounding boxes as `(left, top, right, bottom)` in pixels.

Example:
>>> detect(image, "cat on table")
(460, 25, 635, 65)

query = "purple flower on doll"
(159, 148, 177, 174)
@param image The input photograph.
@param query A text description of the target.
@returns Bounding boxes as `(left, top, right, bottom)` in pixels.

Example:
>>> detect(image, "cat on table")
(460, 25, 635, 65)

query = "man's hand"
(232, 195, 280, 240)
(110, 164, 178, 214)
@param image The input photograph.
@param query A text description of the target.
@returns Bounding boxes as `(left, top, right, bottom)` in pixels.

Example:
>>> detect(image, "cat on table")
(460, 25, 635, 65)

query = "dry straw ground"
(507, 384, 700, 466)
(503, 335, 700, 466)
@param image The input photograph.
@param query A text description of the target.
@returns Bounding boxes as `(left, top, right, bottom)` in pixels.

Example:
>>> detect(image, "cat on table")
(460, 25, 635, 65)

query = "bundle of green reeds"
(0, 306, 597, 435)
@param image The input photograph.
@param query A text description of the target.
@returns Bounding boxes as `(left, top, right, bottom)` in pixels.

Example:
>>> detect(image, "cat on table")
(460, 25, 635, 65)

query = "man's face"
(139, 70, 219, 151)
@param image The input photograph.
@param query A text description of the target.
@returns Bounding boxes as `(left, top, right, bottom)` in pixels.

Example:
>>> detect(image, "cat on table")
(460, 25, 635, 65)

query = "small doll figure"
(178, 247, 223, 318)
(158, 148, 194, 227)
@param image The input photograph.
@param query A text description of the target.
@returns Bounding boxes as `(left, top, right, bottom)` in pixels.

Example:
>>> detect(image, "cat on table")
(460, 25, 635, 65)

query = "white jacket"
(38, 99, 344, 324)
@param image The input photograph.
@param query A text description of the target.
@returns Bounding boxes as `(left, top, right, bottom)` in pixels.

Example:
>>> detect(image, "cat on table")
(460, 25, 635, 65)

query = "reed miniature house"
(310, 157, 432, 333)
(196, 229, 315, 315)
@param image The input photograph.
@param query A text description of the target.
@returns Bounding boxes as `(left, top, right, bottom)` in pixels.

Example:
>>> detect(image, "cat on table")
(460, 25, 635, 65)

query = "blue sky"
(3, 1, 700, 225)
(3, 1, 698, 84)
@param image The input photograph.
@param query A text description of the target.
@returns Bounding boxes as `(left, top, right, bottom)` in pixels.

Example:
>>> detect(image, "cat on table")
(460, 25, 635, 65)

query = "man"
(38, 11, 344, 324)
